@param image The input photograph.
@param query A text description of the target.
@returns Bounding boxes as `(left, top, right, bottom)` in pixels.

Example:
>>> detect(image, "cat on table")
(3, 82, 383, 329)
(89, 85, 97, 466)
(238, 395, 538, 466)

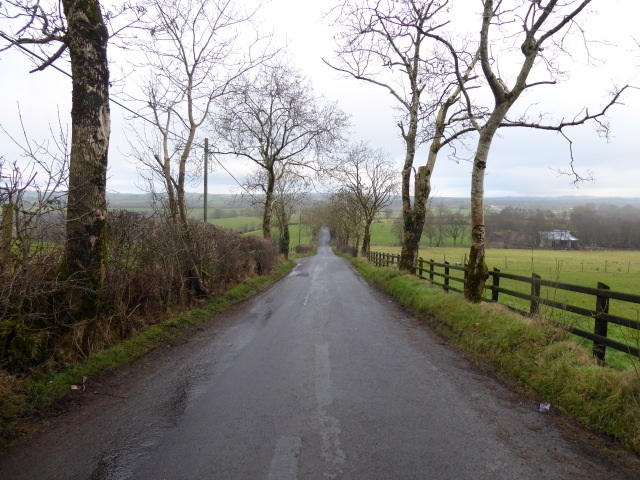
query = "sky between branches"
(1, 0, 638, 198)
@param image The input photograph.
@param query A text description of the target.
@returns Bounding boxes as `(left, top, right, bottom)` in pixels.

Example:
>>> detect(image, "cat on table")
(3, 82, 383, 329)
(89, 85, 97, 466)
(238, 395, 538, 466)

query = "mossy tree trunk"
(361, 219, 372, 257)
(464, 132, 492, 303)
(262, 164, 276, 241)
(397, 83, 421, 272)
(399, 165, 430, 272)
(60, 0, 110, 336)
(279, 223, 290, 258)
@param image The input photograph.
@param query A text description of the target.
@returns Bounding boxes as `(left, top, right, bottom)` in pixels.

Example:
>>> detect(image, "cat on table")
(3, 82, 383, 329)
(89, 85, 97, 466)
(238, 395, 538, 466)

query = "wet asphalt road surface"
(0, 228, 635, 479)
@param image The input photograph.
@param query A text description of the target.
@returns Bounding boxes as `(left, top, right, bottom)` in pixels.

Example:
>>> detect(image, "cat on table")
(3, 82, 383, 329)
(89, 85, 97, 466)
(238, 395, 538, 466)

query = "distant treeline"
(486, 204, 640, 249)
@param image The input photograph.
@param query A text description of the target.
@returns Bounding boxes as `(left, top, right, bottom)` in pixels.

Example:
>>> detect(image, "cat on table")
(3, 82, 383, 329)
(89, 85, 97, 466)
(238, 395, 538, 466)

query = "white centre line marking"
(315, 344, 346, 479)
(267, 436, 301, 480)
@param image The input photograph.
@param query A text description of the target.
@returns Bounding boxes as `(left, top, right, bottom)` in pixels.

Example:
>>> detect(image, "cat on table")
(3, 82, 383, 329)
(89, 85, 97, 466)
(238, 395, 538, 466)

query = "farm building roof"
(539, 230, 579, 241)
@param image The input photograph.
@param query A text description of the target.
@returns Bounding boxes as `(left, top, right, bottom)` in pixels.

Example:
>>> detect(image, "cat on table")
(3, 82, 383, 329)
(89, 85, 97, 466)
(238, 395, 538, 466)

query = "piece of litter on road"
(539, 402, 551, 413)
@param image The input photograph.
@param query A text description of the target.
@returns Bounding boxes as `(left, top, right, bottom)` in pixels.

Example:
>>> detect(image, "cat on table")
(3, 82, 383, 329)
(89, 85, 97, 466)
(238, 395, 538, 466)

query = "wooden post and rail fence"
(366, 251, 640, 362)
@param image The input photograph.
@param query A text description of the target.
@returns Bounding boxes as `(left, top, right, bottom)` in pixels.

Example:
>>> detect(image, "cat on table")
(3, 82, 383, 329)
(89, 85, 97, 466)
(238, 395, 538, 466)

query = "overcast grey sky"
(1, 0, 639, 198)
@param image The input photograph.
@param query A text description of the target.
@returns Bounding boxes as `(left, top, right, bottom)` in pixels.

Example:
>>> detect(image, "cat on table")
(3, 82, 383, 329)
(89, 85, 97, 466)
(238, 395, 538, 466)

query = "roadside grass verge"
(348, 256, 640, 453)
(0, 259, 297, 447)
(371, 245, 640, 370)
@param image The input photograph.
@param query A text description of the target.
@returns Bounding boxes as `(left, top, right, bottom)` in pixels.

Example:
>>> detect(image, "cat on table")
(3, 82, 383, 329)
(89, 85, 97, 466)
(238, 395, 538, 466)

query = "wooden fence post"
(593, 282, 610, 361)
(417, 257, 424, 279)
(530, 273, 541, 315)
(429, 259, 434, 282)
(444, 261, 450, 293)
(463, 262, 468, 289)
(491, 268, 500, 302)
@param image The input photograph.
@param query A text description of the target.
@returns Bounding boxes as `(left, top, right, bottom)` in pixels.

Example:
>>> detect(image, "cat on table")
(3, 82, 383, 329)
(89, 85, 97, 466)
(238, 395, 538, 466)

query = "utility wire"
(0, 31, 155, 128)
(0, 31, 247, 191)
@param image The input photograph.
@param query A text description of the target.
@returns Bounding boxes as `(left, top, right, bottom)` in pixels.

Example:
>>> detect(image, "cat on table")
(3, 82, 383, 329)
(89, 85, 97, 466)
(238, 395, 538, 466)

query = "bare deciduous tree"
(331, 142, 398, 255)
(128, 0, 268, 226)
(125, 0, 272, 296)
(272, 170, 310, 258)
(214, 61, 348, 240)
(327, 190, 365, 252)
(240, 165, 310, 257)
(2, 0, 111, 329)
(462, 0, 629, 302)
(446, 211, 468, 246)
(327, 0, 479, 271)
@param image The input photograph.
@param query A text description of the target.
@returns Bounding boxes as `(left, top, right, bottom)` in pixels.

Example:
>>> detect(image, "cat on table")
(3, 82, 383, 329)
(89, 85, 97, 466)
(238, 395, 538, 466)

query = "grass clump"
(348, 255, 640, 453)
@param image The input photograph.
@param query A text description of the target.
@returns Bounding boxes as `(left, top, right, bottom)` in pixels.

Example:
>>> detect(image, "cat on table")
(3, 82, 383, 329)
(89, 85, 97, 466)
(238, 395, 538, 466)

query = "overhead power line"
(0, 31, 247, 191)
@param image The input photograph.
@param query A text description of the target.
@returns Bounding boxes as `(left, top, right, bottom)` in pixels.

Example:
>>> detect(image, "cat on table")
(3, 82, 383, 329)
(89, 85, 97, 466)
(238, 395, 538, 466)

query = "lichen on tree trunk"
(59, 0, 110, 335)
(464, 227, 489, 303)
(464, 135, 492, 303)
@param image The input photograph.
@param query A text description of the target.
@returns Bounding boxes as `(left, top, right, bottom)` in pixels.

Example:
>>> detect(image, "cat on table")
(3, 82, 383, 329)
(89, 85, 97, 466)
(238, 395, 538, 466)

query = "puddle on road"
(88, 359, 215, 480)
(88, 317, 266, 479)
(87, 356, 226, 479)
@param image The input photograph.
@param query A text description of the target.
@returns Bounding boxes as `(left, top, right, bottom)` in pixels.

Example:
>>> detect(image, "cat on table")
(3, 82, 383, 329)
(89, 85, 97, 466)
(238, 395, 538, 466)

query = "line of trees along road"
(327, 0, 629, 302)
(0, 0, 635, 376)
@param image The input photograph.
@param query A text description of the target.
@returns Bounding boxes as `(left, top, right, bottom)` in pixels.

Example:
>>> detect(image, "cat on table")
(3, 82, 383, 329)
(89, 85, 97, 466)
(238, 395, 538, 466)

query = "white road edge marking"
(267, 436, 301, 480)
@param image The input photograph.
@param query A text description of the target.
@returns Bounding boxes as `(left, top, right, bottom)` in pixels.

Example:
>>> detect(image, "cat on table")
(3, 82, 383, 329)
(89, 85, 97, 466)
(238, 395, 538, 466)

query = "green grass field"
(207, 215, 314, 249)
(371, 245, 640, 369)
(369, 220, 470, 247)
(208, 216, 262, 233)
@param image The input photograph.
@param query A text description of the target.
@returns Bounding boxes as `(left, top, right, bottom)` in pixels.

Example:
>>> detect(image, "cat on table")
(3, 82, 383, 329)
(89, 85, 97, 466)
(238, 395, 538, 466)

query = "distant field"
(370, 220, 470, 247)
(208, 215, 314, 248)
(209, 216, 262, 232)
(371, 245, 640, 368)
(372, 245, 640, 277)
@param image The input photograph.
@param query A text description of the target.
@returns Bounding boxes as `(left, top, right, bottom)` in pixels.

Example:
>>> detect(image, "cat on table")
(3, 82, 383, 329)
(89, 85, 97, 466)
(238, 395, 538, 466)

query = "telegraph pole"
(204, 138, 208, 223)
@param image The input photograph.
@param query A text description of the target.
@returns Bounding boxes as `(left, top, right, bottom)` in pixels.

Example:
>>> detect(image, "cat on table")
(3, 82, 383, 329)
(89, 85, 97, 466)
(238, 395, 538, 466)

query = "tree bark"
(279, 223, 290, 258)
(464, 134, 491, 302)
(398, 87, 420, 272)
(464, 108, 509, 301)
(60, 0, 110, 328)
(399, 165, 430, 272)
(361, 219, 371, 256)
(262, 166, 276, 240)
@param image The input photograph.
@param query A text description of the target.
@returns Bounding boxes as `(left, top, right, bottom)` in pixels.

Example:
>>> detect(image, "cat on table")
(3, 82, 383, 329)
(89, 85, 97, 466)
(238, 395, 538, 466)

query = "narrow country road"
(0, 228, 634, 479)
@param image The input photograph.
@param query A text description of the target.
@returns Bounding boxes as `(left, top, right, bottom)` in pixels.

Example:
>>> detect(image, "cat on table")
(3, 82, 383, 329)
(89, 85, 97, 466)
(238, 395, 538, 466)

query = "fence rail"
(366, 251, 640, 361)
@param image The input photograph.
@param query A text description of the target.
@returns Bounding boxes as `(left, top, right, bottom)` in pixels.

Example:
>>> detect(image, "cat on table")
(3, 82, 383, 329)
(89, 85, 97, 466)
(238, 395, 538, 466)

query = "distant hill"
(18, 191, 640, 215)
(105, 192, 252, 211)
(426, 196, 640, 211)
(106, 193, 640, 213)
